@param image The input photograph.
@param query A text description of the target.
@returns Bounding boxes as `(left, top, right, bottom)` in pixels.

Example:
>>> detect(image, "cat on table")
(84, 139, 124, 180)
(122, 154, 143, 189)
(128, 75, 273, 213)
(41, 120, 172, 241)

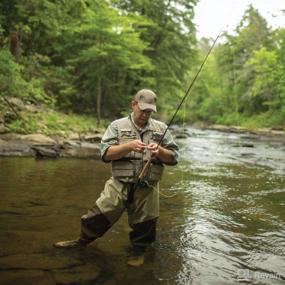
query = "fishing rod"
(128, 32, 222, 204)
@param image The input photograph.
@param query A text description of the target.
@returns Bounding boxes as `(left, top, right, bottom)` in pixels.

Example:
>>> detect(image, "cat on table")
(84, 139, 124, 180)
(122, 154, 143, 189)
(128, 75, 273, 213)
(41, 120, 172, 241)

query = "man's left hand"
(146, 143, 160, 157)
(146, 143, 176, 165)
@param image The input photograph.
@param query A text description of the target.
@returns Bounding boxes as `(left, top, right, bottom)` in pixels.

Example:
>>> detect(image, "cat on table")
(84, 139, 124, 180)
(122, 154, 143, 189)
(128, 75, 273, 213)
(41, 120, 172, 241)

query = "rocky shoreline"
(0, 124, 284, 159)
(1, 97, 284, 158)
(0, 132, 103, 159)
(202, 124, 285, 137)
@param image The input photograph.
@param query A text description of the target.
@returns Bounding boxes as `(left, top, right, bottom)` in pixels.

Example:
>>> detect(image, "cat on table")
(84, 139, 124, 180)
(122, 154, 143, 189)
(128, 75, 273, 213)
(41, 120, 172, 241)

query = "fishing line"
(156, 8, 237, 199)
(159, 78, 190, 199)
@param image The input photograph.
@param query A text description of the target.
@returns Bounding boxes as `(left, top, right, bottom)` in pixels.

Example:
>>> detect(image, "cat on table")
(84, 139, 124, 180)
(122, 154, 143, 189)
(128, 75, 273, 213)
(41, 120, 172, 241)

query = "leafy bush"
(0, 49, 29, 98)
(7, 117, 39, 134)
(0, 48, 49, 104)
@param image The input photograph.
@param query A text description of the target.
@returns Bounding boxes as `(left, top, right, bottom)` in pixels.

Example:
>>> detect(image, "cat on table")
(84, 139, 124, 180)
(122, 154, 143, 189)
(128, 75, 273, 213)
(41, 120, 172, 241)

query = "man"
(54, 89, 179, 266)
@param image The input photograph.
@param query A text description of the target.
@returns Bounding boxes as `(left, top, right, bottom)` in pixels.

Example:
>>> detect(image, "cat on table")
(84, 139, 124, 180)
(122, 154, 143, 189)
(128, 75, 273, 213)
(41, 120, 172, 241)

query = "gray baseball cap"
(134, 89, 157, 112)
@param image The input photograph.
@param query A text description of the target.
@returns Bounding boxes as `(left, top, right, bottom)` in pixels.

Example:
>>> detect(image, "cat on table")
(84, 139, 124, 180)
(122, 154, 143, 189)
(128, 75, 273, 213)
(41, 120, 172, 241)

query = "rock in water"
(127, 254, 145, 267)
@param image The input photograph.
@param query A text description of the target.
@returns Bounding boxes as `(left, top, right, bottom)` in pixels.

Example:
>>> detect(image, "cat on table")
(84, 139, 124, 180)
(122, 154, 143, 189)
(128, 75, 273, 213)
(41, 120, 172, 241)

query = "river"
(0, 127, 284, 285)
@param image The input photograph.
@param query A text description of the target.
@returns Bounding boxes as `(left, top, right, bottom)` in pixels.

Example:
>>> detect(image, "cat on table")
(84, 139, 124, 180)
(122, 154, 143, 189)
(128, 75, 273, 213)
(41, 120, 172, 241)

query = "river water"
(0, 128, 284, 285)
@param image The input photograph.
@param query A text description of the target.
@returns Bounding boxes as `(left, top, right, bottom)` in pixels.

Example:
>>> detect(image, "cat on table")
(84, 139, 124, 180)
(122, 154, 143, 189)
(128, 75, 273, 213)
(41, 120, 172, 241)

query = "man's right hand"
(103, 140, 146, 161)
(127, 140, 147, 153)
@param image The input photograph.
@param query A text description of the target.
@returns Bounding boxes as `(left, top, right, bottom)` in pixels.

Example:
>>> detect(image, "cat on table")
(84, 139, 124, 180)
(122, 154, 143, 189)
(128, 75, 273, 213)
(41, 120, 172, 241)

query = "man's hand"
(103, 140, 146, 161)
(146, 143, 159, 157)
(146, 143, 176, 164)
(103, 140, 176, 165)
(127, 140, 147, 153)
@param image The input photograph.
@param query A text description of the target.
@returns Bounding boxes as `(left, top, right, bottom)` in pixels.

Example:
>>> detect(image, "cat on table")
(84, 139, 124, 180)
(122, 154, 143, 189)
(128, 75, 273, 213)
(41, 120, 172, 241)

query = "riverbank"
(0, 132, 102, 158)
(0, 97, 106, 158)
(0, 97, 284, 158)
(202, 124, 285, 137)
(1, 124, 284, 158)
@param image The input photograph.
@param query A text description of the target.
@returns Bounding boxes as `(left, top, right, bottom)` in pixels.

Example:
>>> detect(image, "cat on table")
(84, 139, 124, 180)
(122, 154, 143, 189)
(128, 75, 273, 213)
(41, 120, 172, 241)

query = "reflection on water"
(0, 128, 284, 284)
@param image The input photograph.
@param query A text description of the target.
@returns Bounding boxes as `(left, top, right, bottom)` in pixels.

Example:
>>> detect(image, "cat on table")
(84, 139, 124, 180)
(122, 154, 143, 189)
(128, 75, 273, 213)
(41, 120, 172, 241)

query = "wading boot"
(127, 254, 145, 267)
(53, 238, 91, 249)
(127, 246, 146, 267)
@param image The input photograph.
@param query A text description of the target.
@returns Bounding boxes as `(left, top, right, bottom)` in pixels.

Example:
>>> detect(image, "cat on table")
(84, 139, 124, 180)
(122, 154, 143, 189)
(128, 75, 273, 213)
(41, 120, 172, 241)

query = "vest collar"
(129, 113, 153, 133)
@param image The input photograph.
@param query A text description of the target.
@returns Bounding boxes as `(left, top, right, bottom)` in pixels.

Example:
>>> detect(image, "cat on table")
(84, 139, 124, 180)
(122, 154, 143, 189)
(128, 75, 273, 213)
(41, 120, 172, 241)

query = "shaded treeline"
(0, 0, 197, 124)
(0, 1, 284, 128)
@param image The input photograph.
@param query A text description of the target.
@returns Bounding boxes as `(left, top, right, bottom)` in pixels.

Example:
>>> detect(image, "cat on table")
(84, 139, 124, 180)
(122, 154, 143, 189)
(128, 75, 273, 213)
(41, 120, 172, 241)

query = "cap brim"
(138, 102, 157, 112)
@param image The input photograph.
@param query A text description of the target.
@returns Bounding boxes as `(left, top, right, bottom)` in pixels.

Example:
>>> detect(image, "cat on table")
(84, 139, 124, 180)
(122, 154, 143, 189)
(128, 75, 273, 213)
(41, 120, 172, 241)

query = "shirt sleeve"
(161, 125, 179, 165)
(100, 120, 119, 162)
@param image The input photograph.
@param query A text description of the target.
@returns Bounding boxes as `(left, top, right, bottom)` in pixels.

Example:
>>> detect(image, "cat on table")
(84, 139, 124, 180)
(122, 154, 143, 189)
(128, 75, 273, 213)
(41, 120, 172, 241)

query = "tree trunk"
(9, 28, 21, 63)
(96, 77, 102, 125)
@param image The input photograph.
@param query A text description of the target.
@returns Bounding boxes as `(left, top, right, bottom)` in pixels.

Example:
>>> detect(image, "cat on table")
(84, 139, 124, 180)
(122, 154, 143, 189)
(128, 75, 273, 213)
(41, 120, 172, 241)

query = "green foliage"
(1, 0, 198, 127)
(246, 48, 281, 110)
(6, 109, 104, 135)
(68, 1, 154, 118)
(0, 49, 28, 97)
(216, 113, 242, 126)
(189, 6, 285, 128)
(41, 111, 104, 135)
(0, 0, 284, 134)
(112, 0, 198, 113)
(7, 117, 39, 134)
(0, 48, 48, 104)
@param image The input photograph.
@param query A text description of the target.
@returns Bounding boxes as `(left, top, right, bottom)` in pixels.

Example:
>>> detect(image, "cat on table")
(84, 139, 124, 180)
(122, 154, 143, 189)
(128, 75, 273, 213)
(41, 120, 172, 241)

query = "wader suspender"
(127, 122, 146, 204)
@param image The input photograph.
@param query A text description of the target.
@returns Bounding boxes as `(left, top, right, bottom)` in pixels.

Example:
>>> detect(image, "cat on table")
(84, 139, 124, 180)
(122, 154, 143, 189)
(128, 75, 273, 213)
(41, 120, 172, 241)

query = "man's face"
(132, 101, 153, 128)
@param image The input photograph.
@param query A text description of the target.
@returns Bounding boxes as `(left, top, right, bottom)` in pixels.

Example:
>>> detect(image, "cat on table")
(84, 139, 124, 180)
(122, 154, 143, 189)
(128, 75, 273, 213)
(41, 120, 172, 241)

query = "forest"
(0, 0, 284, 134)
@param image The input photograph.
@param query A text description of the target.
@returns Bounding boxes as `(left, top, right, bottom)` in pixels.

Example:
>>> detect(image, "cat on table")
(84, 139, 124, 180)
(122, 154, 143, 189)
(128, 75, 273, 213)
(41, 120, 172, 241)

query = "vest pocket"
(152, 132, 164, 143)
(119, 130, 137, 144)
(146, 163, 164, 183)
(111, 160, 135, 179)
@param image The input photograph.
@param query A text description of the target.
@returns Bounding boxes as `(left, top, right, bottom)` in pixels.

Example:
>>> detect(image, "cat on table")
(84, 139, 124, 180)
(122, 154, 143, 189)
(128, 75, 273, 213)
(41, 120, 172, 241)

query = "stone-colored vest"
(111, 116, 166, 185)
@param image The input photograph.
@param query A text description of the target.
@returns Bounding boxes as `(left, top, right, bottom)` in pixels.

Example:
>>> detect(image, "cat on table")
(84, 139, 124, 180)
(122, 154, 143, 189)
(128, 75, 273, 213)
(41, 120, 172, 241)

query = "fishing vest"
(111, 116, 166, 185)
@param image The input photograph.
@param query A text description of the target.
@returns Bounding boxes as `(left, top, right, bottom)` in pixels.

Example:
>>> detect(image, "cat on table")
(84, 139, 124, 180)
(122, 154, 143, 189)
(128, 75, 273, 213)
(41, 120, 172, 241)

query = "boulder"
(6, 97, 26, 111)
(206, 124, 248, 134)
(66, 132, 80, 141)
(32, 146, 59, 158)
(0, 140, 34, 157)
(61, 142, 100, 158)
(254, 128, 271, 135)
(61, 140, 81, 148)
(271, 130, 285, 136)
(0, 133, 23, 141)
(20, 134, 56, 145)
(271, 125, 284, 131)
(82, 133, 102, 143)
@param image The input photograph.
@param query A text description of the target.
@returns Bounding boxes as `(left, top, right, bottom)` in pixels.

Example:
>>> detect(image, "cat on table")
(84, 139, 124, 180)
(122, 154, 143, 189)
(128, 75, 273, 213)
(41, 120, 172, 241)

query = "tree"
(111, 0, 198, 115)
(0, 48, 46, 105)
(245, 47, 282, 112)
(272, 28, 285, 117)
(0, 0, 87, 107)
(188, 5, 284, 127)
(69, 1, 153, 123)
(230, 5, 273, 114)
